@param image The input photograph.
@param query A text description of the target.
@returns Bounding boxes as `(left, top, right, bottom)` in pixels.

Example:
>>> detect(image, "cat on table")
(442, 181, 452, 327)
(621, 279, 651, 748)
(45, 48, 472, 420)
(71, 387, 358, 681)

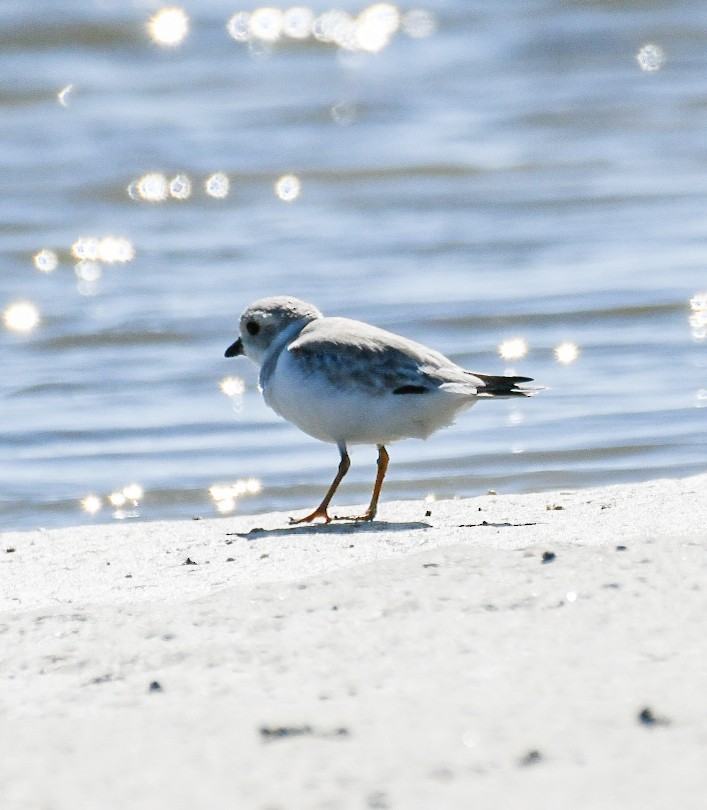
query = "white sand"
(2, 474, 706, 809)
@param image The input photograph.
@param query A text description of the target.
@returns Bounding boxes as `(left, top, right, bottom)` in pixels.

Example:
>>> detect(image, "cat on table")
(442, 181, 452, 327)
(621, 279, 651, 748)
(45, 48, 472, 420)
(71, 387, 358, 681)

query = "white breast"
(263, 347, 477, 445)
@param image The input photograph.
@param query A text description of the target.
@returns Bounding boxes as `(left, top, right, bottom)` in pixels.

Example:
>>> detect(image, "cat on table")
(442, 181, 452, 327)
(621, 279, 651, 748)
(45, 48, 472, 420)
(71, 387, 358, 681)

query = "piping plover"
(225, 296, 535, 523)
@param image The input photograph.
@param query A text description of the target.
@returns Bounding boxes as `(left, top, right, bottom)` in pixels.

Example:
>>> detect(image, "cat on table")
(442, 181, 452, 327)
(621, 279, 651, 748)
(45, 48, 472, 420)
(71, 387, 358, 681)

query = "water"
(1, 0, 705, 531)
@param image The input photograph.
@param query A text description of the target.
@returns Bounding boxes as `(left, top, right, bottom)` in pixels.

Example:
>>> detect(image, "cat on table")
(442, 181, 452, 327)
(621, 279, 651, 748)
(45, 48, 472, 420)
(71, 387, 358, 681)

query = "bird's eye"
(246, 320, 260, 336)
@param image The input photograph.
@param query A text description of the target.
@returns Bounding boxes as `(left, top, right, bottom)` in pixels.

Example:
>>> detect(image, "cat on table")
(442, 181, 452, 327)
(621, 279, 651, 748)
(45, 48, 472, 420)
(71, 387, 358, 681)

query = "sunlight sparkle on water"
(498, 338, 528, 361)
(284, 7, 314, 39)
(81, 484, 143, 519)
(71, 237, 99, 260)
(355, 3, 400, 52)
(98, 237, 135, 264)
(226, 5, 432, 51)
(57, 84, 74, 107)
(220, 376, 245, 397)
(4, 301, 39, 333)
(109, 483, 144, 519)
(148, 7, 189, 47)
(275, 174, 301, 201)
(129, 173, 168, 202)
(249, 7, 284, 42)
(210, 478, 262, 514)
(689, 293, 707, 341)
(34, 249, 58, 273)
(81, 495, 102, 515)
(205, 172, 230, 198)
(169, 174, 192, 199)
(72, 236, 134, 266)
(220, 376, 246, 411)
(227, 11, 251, 42)
(636, 43, 665, 72)
(313, 10, 355, 46)
(131, 171, 231, 201)
(122, 483, 144, 503)
(554, 342, 580, 364)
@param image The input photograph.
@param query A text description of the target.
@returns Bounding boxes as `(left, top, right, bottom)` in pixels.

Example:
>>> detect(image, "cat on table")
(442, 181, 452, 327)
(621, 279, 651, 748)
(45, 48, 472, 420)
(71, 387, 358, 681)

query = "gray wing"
(286, 317, 482, 396)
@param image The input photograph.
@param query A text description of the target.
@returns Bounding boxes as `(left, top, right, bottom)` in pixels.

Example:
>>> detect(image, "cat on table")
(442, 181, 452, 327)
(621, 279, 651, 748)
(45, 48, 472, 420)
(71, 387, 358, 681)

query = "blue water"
(1, 1, 705, 530)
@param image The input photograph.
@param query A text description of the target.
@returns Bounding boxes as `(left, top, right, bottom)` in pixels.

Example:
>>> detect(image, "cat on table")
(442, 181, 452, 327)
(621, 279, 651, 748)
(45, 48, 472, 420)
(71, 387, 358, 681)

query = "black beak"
(224, 337, 244, 358)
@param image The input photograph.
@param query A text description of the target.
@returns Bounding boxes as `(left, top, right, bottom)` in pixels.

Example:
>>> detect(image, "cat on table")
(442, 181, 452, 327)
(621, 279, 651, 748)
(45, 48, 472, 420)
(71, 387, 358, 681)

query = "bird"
(225, 296, 535, 524)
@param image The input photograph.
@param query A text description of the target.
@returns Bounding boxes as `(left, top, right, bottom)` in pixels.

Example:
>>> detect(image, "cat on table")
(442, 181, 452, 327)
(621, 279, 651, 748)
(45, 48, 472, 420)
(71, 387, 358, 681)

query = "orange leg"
(334, 445, 389, 522)
(289, 445, 351, 524)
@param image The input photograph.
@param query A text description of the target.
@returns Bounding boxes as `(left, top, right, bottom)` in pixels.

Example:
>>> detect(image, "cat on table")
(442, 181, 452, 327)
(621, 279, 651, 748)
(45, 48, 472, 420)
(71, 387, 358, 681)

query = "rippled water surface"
(1, 0, 706, 530)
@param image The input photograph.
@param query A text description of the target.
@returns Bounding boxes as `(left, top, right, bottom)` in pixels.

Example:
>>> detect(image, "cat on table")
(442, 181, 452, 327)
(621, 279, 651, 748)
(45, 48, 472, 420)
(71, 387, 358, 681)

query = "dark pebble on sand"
(519, 749, 543, 766)
(638, 707, 670, 727)
(260, 725, 313, 741)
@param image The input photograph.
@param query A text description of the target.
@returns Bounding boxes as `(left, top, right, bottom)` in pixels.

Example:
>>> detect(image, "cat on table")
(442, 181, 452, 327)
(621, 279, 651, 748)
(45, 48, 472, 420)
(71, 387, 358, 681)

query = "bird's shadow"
(227, 520, 432, 541)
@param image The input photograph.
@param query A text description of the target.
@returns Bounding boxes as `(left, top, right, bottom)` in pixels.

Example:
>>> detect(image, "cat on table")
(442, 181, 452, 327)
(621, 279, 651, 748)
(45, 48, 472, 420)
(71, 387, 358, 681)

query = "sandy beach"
(2, 474, 706, 809)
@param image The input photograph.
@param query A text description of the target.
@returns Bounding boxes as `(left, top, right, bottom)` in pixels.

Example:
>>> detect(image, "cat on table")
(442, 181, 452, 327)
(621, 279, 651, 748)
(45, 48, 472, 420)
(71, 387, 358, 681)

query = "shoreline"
(2, 473, 706, 808)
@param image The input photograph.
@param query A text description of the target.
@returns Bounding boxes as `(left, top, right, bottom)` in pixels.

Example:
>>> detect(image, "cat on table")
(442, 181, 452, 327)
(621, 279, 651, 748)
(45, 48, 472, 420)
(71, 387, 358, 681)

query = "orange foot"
(288, 508, 332, 525)
(289, 509, 376, 525)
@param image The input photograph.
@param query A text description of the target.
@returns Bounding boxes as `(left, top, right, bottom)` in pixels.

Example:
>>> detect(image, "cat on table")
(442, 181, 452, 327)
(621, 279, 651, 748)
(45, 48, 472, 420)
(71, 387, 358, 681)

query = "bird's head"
(225, 296, 322, 365)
